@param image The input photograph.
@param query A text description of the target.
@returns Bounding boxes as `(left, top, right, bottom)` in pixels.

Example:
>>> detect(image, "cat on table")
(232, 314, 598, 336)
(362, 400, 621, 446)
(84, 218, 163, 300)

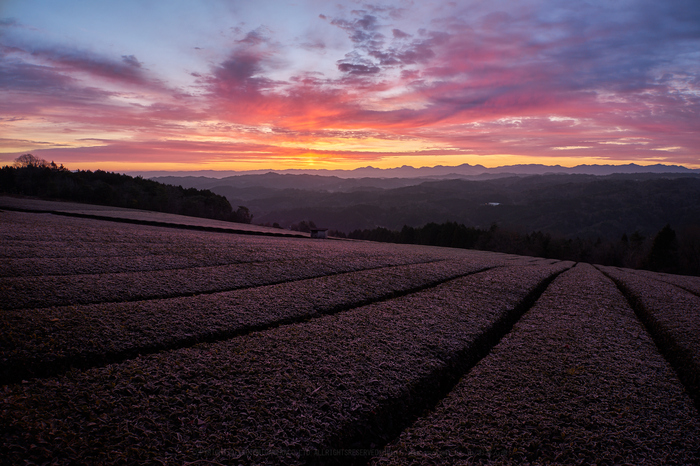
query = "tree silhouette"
(647, 224, 680, 273)
(13, 154, 49, 168)
(233, 206, 253, 224)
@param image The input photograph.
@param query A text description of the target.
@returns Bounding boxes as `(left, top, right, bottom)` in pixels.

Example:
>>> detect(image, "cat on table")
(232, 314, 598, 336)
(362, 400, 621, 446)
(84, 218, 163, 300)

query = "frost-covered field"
(0, 196, 306, 237)
(1, 205, 699, 465)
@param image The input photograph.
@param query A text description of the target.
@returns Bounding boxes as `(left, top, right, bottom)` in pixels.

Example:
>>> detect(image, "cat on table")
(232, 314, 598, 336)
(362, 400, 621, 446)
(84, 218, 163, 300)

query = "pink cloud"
(1, 1, 698, 169)
(27, 48, 153, 87)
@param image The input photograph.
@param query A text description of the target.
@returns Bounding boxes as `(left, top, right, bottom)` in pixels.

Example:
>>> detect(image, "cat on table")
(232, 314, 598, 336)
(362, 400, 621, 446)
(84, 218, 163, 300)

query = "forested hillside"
(0, 155, 252, 223)
(343, 221, 699, 276)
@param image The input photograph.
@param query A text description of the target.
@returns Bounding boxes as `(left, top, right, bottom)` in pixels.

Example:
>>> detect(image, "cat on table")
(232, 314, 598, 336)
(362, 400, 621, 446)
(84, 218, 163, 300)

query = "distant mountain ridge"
(147, 171, 700, 241)
(136, 162, 698, 180)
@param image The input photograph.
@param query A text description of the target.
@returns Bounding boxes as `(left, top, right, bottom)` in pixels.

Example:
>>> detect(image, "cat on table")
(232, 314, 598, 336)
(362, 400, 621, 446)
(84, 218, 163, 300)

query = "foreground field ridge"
(1, 201, 699, 465)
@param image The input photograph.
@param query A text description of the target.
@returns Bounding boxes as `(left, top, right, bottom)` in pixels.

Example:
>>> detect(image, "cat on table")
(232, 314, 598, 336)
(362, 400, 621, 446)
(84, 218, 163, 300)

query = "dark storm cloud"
(337, 62, 381, 74)
(121, 55, 142, 68)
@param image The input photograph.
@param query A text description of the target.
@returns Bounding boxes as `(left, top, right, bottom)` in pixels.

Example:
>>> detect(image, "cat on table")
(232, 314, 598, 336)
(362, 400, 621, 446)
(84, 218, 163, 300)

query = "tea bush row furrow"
(1, 211, 473, 267)
(2, 261, 310, 309)
(2, 245, 484, 310)
(371, 263, 700, 465)
(599, 265, 700, 410)
(0, 246, 465, 277)
(1, 239, 446, 266)
(0, 262, 570, 465)
(0, 256, 504, 384)
(629, 268, 700, 297)
(0, 214, 326, 260)
(0, 254, 258, 277)
(0, 200, 296, 239)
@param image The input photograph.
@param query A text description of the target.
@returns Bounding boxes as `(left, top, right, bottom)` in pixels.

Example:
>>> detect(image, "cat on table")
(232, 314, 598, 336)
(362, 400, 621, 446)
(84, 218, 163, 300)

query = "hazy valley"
(154, 170, 700, 240)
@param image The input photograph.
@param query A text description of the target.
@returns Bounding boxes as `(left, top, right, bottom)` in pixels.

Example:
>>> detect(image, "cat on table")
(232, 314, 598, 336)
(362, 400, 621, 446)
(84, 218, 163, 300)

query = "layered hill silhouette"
(153, 171, 700, 240)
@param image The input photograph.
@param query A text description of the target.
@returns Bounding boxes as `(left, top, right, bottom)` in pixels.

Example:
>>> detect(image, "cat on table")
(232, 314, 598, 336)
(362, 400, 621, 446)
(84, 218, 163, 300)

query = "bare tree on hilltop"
(13, 154, 63, 170)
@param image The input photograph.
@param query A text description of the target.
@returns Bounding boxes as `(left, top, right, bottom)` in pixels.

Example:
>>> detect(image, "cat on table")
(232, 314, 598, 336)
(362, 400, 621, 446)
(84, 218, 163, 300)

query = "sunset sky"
(1, 0, 699, 172)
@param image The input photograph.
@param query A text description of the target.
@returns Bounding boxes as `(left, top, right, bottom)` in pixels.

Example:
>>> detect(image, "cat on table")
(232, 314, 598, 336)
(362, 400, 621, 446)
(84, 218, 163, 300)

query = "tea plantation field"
(1, 197, 699, 465)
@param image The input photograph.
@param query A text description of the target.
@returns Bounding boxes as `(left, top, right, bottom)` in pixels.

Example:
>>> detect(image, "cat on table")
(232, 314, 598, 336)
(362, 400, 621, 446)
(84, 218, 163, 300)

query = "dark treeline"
(0, 155, 253, 223)
(338, 221, 700, 276)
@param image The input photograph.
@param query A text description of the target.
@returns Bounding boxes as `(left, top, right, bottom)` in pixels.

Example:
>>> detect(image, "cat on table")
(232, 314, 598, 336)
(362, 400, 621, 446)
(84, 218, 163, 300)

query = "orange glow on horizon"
(4, 152, 697, 174)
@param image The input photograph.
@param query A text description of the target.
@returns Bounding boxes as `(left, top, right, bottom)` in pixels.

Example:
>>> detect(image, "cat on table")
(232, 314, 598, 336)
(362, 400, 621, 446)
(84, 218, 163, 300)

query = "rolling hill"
(1, 198, 699, 464)
(154, 172, 700, 239)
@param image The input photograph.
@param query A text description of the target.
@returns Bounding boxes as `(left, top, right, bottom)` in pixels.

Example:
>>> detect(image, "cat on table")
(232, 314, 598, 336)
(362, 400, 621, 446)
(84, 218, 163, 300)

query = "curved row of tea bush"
(0, 211, 463, 273)
(1, 253, 252, 277)
(599, 265, 700, 409)
(0, 257, 504, 384)
(0, 262, 570, 465)
(628, 268, 700, 296)
(372, 264, 700, 465)
(3, 208, 697, 465)
(1, 240, 447, 276)
(3, 249, 491, 310)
